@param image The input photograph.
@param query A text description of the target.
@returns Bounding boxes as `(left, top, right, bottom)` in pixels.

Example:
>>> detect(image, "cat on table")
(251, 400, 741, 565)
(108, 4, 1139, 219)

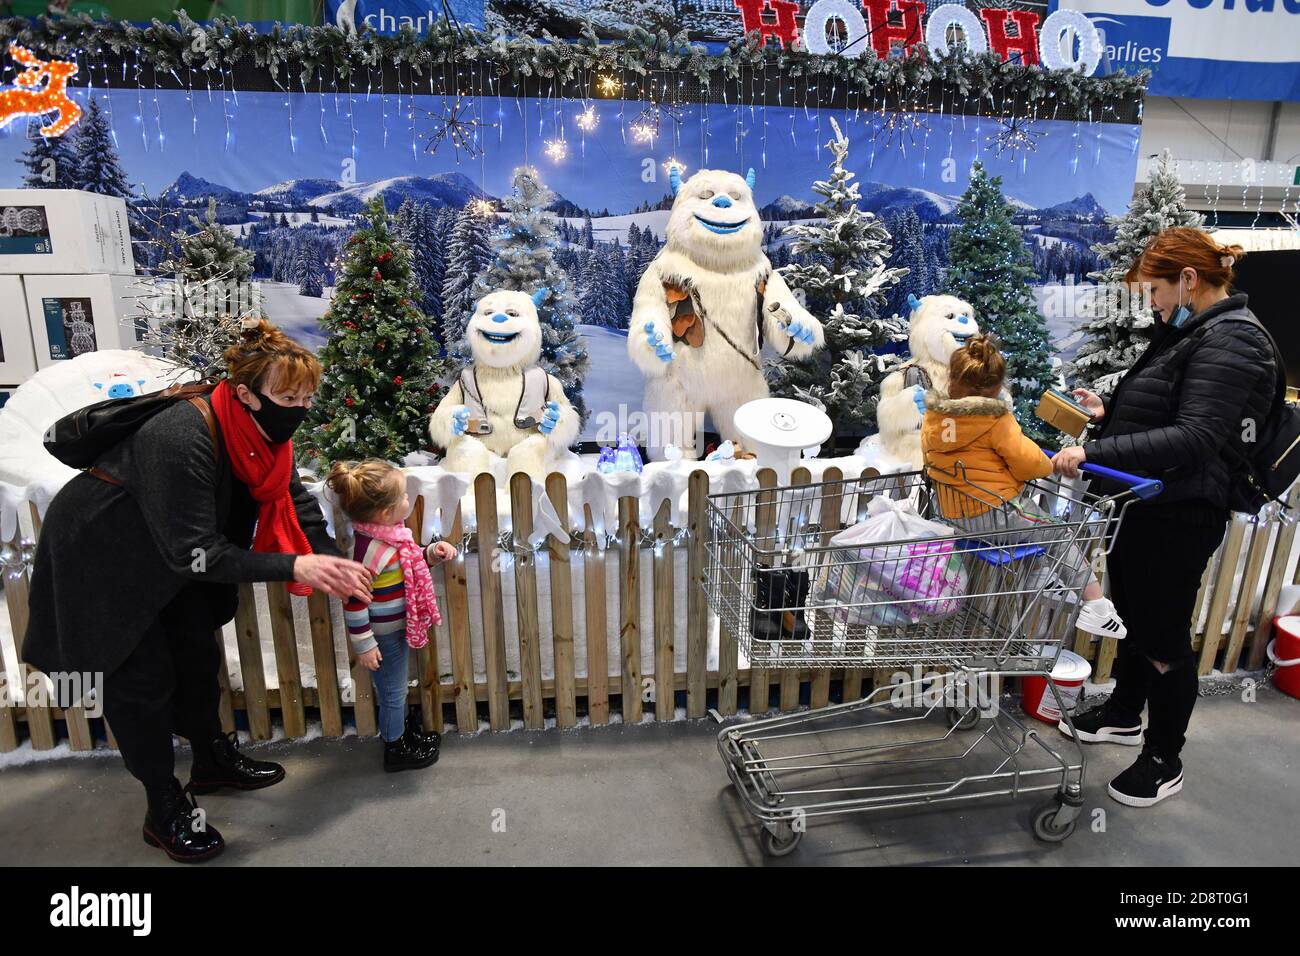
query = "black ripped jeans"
(1104, 501, 1228, 760)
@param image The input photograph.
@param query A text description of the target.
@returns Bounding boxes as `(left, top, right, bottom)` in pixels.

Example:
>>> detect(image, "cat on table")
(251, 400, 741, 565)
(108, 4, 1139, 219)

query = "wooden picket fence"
(1, 470, 1296, 755)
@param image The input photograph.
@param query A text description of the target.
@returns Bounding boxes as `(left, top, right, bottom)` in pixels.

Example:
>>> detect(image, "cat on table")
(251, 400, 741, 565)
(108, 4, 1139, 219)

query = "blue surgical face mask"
(1169, 277, 1194, 328)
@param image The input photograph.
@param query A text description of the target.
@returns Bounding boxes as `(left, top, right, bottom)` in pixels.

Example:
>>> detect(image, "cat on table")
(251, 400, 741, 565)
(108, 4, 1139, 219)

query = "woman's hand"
(1052, 445, 1088, 478)
(1072, 388, 1105, 420)
(293, 554, 373, 604)
(357, 647, 382, 672)
(426, 541, 458, 563)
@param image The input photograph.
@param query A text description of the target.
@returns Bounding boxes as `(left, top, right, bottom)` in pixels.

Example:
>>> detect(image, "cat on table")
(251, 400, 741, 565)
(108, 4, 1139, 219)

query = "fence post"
(686, 471, 709, 719)
(442, 503, 477, 733)
(267, 582, 306, 738)
(306, 591, 343, 737)
(749, 468, 777, 715)
(545, 474, 577, 729)
(652, 498, 675, 721)
(233, 583, 272, 741)
(1199, 518, 1246, 675)
(811, 467, 843, 708)
(618, 495, 642, 724)
(781, 468, 812, 713)
(406, 498, 443, 735)
(583, 503, 610, 725)
(475, 474, 510, 731)
(1222, 518, 1273, 674)
(510, 474, 544, 730)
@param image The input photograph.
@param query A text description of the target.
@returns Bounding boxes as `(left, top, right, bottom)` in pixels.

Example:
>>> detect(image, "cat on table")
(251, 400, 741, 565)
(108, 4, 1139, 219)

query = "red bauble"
(393, 375, 403, 385)
(345, 396, 354, 407)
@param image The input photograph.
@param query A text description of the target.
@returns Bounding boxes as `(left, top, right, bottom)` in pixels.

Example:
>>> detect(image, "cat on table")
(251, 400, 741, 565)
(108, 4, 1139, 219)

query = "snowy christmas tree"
(768, 118, 909, 435)
(944, 161, 1057, 447)
(70, 97, 150, 267)
(16, 127, 77, 188)
(394, 199, 447, 335)
(139, 199, 259, 380)
(884, 209, 934, 319)
(1064, 151, 1204, 397)
(440, 204, 494, 363)
(475, 166, 591, 422)
(300, 197, 451, 468)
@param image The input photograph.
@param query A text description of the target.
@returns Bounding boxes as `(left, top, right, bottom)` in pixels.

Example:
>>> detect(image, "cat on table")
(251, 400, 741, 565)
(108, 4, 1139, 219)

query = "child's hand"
(426, 541, 458, 563)
(357, 647, 382, 672)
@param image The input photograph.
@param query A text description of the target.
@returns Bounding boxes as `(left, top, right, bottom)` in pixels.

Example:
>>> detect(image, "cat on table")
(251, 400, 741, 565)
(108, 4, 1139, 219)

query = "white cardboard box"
(25, 273, 149, 368)
(0, 189, 135, 275)
(0, 275, 38, 382)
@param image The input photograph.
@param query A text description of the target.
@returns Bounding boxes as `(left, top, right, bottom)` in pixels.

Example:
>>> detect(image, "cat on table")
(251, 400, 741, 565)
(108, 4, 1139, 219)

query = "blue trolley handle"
(1042, 449, 1164, 500)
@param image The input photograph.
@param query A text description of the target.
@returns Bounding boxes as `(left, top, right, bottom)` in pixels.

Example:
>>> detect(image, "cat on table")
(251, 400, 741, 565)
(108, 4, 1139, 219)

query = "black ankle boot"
(405, 710, 442, 752)
(383, 730, 440, 773)
(189, 730, 285, 794)
(143, 779, 224, 863)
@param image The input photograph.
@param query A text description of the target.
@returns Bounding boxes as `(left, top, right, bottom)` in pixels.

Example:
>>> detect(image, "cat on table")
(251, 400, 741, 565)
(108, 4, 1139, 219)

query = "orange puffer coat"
(920, 393, 1052, 518)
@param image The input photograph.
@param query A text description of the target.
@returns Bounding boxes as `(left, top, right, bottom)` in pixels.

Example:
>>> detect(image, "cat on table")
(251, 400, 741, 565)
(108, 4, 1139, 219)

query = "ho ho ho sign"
(733, 0, 1105, 74)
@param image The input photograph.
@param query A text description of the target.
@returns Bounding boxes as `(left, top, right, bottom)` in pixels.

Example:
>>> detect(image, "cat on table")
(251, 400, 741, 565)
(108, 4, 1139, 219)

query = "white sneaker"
(1076, 598, 1127, 639)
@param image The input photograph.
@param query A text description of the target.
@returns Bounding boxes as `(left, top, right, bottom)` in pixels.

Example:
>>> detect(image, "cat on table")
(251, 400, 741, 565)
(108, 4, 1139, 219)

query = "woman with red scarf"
(25, 321, 373, 863)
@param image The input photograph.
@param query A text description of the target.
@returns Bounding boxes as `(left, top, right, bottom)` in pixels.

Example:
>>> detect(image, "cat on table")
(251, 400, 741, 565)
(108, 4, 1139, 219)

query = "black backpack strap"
(1202, 313, 1286, 406)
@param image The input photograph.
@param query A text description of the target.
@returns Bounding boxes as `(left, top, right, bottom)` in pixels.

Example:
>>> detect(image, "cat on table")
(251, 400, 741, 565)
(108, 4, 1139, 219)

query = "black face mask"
(247, 388, 309, 444)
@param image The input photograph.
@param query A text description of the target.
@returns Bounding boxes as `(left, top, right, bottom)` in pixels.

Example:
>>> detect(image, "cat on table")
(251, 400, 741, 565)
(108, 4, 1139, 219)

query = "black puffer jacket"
(1083, 294, 1277, 509)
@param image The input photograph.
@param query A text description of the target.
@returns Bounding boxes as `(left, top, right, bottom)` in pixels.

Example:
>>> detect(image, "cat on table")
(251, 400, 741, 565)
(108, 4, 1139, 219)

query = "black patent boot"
(405, 709, 442, 752)
(142, 779, 224, 863)
(383, 730, 440, 773)
(189, 730, 286, 793)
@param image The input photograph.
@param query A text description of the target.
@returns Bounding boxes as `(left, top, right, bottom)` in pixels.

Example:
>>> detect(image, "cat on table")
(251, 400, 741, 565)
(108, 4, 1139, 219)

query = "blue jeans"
(370, 630, 411, 742)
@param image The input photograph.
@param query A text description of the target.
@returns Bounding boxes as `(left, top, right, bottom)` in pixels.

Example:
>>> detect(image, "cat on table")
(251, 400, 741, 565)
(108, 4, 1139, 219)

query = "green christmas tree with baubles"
(300, 197, 451, 468)
(944, 161, 1057, 447)
(768, 118, 909, 435)
(1064, 150, 1204, 397)
(475, 165, 591, 423)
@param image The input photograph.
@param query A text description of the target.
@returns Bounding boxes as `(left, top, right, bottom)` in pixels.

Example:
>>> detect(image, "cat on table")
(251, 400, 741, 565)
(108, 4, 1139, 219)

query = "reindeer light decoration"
(0, 44, 82, 138)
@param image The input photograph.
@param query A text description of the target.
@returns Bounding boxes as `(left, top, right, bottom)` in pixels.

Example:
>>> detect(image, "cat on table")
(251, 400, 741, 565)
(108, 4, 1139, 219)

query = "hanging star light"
(575, 104, 599, 132)
(416, 94, 497, 162)
(630, 100, 685, 144)
(873, 111, 928, 152)
(544, 138, 568, 162)
(595, 74, 622, 97)
(0, 44, 82, 137)
(468, 197, 496, 218)
(988, 115, 1045, 158)
(662, 157, 688, 176)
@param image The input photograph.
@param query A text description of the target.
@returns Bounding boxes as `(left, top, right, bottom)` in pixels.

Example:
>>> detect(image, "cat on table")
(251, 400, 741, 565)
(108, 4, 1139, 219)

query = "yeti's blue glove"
(781, 318, 817, 345)
(539, 401, 561, 435)
(644, 322, 674, 363)
(451, 406, 470, 437)
(911, 384, 927, 415)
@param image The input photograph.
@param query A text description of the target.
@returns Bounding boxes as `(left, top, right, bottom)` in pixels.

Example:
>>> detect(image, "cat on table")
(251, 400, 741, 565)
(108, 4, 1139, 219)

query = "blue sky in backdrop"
(0, 89, 1141, 214)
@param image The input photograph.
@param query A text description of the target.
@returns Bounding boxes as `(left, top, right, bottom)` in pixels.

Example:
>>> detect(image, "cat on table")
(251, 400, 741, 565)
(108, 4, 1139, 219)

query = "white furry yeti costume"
(430, 289, 580, 481)
(629, 166, 824, 458)
(876, 293, 987, 469)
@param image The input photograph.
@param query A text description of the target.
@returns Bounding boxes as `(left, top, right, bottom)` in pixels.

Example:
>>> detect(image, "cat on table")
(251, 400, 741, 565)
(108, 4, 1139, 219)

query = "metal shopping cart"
(703, 458, 1163, 857)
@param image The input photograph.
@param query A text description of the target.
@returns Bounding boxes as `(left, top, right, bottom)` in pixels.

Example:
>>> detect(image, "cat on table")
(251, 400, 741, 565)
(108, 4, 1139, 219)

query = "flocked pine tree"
(475, 166, 591, 422)
(394, 199, 446, 333)
(300, 197, 451, 468)
(71, 97, 150, 266)
(16, 127, 77, 188)
(440, 204, 494, 363)
(1064, 151, 1204, 397)
(139, 198, 259, 380)
(767, 118, 909, 436)
(944, 161, 1058, 447)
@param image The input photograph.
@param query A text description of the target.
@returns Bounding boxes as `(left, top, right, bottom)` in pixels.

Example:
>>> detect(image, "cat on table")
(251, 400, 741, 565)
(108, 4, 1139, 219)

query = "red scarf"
(210, 380, 314, 596)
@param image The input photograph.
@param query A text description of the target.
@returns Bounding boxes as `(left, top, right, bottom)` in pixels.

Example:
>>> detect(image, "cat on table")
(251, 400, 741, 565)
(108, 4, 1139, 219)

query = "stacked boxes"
(0, 188, 138, 389)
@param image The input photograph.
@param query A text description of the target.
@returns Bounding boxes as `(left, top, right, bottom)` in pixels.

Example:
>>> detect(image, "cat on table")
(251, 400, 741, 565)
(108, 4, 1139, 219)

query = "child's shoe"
(383, 731, 440, 772)
(406, 710, 442, 752)
(1076, 597, 1126, 638)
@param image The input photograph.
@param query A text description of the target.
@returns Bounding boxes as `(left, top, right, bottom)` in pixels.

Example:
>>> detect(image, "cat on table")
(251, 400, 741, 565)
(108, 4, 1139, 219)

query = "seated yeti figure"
(876, 293, 1003, 470)
(430, 288, 579, 481)
(629, 166, 824, 459)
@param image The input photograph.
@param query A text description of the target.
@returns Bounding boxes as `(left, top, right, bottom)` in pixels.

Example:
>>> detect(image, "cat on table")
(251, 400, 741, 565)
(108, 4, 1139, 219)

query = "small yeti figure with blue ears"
(430, 288, 580, 481)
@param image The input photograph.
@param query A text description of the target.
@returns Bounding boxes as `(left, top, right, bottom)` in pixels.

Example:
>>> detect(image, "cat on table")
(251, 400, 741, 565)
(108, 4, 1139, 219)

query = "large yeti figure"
(430, 289, 580, 481)
(629, 166, 824, 458)
(875, 294, 987, 469)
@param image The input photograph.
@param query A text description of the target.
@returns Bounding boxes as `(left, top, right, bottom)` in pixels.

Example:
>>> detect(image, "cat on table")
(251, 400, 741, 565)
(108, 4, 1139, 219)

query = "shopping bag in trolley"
(817, 494, 968, 626)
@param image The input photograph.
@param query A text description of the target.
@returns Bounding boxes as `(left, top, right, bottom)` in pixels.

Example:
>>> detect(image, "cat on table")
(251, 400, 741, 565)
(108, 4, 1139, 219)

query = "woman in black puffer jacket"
(1050, 227, 1276, 809)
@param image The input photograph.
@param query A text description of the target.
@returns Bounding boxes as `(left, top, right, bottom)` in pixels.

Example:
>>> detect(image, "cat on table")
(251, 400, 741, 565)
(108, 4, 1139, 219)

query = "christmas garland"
(0, 12, 1147, 113)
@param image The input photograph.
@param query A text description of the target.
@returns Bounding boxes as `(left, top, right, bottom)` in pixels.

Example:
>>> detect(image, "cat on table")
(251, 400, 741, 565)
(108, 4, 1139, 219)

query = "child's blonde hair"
(948, 334, 1006, 400)
(326, 459, 405, 522)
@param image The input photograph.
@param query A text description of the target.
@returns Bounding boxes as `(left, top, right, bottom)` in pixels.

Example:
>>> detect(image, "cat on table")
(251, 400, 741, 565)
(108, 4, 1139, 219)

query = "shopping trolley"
(703, 457, 1162, 857)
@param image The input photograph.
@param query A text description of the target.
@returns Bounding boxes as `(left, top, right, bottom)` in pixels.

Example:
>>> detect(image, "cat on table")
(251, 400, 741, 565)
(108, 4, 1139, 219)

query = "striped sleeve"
(343, 534, 406, 653)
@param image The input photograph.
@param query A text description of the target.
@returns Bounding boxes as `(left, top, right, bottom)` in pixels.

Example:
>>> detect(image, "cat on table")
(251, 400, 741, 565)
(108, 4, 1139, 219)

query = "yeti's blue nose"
(711, 195, 733, 209)
(958, 316, 969, 324)
(491, 312, 509, 324)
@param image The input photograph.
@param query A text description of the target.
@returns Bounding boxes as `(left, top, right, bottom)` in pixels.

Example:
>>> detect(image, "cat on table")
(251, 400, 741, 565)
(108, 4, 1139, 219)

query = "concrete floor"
(0, 688, 1295, 866)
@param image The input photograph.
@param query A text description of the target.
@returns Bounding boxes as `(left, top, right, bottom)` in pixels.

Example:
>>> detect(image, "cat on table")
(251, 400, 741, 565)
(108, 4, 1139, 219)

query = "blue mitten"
(644, 322, 673, 362)
(781, 318, 817, 345)
(539, 401, 561, 435)
(911, 384, 927, 415)
(451, 406, 470, 437)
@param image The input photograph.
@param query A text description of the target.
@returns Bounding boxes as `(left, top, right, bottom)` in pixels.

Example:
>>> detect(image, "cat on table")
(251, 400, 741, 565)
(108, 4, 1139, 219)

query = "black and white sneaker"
(1107, 748, 1184, 808)
(1076, 598, 1127, 639)
(1058, 702, 1143, 746)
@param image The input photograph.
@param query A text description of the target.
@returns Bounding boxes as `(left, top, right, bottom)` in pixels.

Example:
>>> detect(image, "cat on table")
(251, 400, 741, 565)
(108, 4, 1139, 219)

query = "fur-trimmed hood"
(923, 393, 1008, 418)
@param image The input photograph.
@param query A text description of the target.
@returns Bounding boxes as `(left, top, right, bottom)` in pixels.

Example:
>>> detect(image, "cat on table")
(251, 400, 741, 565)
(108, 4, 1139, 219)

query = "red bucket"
(1022, 649, 1092, 724)
(1269, 616, 1300, 701)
